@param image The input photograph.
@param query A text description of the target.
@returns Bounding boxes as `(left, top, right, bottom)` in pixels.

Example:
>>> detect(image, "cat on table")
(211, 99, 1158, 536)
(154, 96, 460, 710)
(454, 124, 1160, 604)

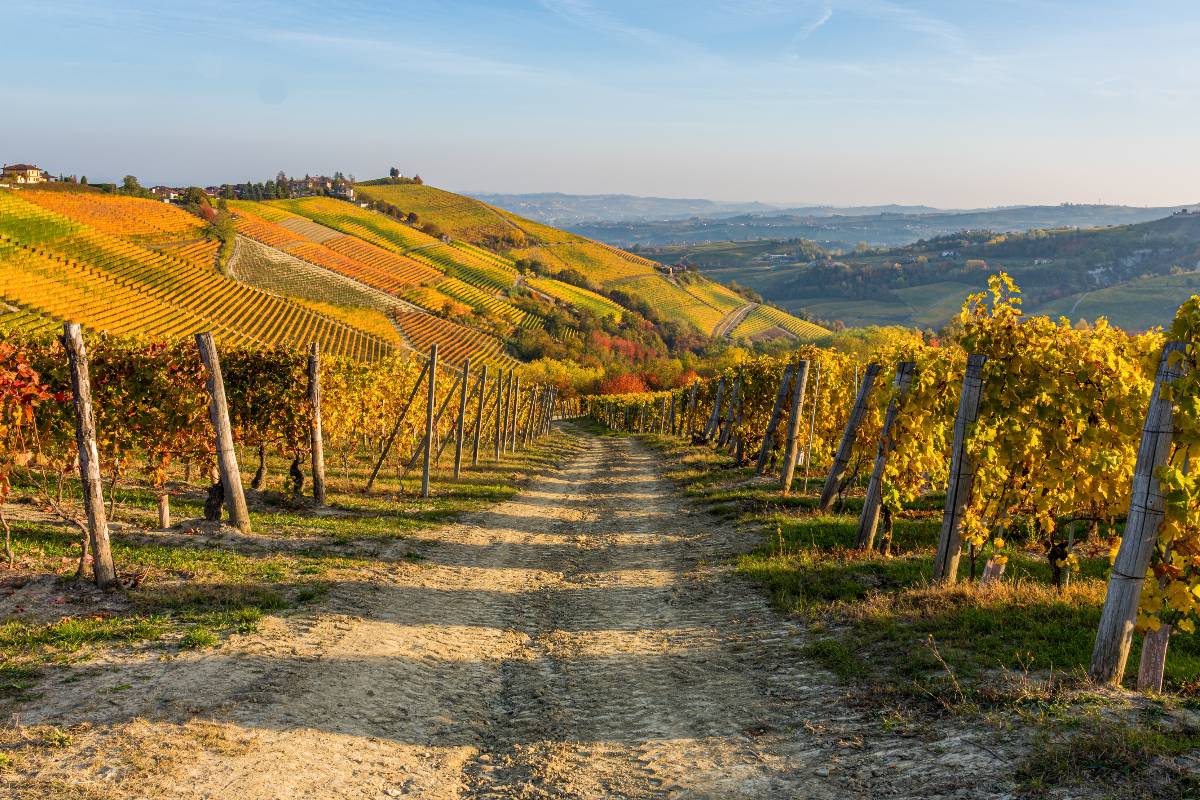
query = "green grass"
(0, 427, 582, 703)
(634, 429, 1200, 693)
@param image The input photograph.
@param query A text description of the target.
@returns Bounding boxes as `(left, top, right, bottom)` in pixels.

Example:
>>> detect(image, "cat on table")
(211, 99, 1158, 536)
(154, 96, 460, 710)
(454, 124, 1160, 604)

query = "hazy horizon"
(4, 1, 1198, 208)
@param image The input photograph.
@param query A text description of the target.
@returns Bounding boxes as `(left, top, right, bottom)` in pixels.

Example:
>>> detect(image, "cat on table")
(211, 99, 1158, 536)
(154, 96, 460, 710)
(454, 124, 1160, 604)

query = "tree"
(120, 175, 147, 197)
(389, 167, 400, 178)
(80, 176, 88, 186)
(413, 174, 424, 185)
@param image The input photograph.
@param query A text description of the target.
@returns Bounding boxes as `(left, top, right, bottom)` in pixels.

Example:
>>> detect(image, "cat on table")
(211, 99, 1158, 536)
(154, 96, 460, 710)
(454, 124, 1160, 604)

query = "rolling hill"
(569, 203, 1200, 250)
(354, 180, 826, 340)
(0, 177, 824, 376)
(648, 211, 1200, 331)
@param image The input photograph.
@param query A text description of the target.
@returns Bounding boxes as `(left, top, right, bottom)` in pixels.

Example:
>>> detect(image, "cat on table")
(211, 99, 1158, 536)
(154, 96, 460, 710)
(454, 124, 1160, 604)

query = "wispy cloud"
(255, 29, 547, 81)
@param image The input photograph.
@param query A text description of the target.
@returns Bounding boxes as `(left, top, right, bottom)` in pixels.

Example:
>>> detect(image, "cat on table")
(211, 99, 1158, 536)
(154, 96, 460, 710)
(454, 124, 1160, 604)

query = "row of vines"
(0, 327, 568, 584)
(589, 274, 1199, 692)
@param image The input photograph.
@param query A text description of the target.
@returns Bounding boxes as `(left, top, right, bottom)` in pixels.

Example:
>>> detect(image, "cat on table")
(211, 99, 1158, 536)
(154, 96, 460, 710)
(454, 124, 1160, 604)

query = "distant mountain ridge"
(467, 191, 963, 225)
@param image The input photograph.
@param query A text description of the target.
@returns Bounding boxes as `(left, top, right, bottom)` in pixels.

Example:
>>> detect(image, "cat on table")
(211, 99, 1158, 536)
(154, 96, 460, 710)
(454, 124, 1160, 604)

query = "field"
(728, 303, 828, 340)
(1033, 271, 1200, 330)
(527, 277, 625, 319)
(0, 191, 393, 359)
(358, 182, 824, 337)
(392, 310, 519, 369)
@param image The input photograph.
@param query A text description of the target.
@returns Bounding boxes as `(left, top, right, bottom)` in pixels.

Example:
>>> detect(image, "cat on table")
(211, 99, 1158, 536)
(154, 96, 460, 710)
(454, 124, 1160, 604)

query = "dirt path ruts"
(15, 430, 1015, 799)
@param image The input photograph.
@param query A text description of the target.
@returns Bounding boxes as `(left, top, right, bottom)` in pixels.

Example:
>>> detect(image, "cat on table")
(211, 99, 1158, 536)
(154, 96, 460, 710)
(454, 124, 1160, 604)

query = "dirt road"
(15, 431, 1013, 798)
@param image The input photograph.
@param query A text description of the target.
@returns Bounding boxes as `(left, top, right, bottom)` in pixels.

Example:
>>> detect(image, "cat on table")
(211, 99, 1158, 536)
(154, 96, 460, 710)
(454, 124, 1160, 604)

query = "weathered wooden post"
(523, 388, 538, 448)
(366, 358, 429, 491)
(421, 343, 437, 498)
(668, 393, 677, 436)
(308, 342, 327, 505)
(703, 377, 726, 441)
(1090, 342, 1187, 686)
(686, 380, 699, 437)
(818, 363, 883, 512)
(755, 364, 794, 475)
(780, 361, 812, 495)
(933, 354, 987, 583)
(1138, 623, 1172, 693)
(494, 370, 505, 460)
(471, 364, 488, 467)
(802, 363, 823, 490)
(410, 371, 461, 469)
(718, 374, 741, 448)
(195, 332, 252, 533)
(508, 374, 521, 452)
(63, 323, 118, 588)
(452, 358, 471, 479)
(855, 362, 916, 550)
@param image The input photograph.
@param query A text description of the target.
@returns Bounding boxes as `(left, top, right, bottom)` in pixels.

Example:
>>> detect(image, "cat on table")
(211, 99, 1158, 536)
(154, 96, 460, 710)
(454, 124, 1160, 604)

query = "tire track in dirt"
(11, 428, 1017, 799)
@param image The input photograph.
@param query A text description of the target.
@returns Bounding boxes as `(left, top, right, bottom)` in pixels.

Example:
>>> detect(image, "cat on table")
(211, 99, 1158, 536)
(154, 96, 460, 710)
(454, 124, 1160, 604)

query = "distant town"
(0, 161, 381, 204)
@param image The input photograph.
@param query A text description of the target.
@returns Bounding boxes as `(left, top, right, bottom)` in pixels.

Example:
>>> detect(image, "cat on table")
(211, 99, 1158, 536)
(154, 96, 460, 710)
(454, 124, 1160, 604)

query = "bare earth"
(9, 432, 1017, 799)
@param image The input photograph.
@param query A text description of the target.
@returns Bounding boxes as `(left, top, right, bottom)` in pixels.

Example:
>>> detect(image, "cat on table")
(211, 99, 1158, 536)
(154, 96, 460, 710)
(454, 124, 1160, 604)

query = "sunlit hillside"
(356, 180, 827, 339)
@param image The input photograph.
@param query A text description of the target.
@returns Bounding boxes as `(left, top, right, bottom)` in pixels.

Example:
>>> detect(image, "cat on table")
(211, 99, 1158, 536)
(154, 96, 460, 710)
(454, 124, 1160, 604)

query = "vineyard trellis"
(588, 274, 1197, 692)
(0, 324, 566, 587)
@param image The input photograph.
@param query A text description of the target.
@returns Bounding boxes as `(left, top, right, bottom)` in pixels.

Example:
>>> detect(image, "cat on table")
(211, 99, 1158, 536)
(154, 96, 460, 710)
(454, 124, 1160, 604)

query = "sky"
(3, 0, 1198, 207)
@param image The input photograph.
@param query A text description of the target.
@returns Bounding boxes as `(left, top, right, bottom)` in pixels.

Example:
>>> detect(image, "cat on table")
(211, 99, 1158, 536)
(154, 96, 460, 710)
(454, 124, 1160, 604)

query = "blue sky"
(3, 1, 1198, 207)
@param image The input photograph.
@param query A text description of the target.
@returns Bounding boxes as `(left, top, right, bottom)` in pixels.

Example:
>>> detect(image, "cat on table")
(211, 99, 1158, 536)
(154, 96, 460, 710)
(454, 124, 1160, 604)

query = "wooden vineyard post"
(855, 361, 916, 550)
(508, 375, 521, 453)
(755, 364, 794, 475)
(933, 354, 987, 583)
(718, 374, 741, 449)
(308, 342, 327, 505)
(158, 494, 171, 529)
(780, 361, 811, 495)
(523, 389, 537, 448)
(421, 344, 438, 498)
(802, 363, 823, 490)
(411, 371, 462, 469)
(685, 380, 699, 437)
(668, 394, 677, 436)
(471, 364, 488, 467)
(453, 358, 471, 479)
(729, 380, 746, 457)
(63, 323, 118, 589)
(366, 358, 429, 491)
(196, 332, 252, 534)
(494, 370, 505, 460)
(1138, 623, 1172, 693)
(703, 378, 726, 441)
(1090, 341, 1187, 686)
(819, 363, 883, 512)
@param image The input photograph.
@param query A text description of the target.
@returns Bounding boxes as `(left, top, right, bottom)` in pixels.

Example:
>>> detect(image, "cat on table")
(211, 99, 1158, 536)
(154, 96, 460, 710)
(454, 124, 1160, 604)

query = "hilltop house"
(2, 164, 49, 185)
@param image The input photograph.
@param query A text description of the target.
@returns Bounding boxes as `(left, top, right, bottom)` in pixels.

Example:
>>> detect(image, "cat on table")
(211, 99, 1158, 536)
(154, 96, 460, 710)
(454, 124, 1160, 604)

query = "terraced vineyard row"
(0, 236, 245, 344)
(434, 277, 544, 329)
(264, 197, 436, 252)
(407, 243, 517, 291)
(0, 191, 394, 359)
(729, 303, 828, 340)
(0, 305, 60, 336)
(393, 310, 519, 370)
(527, 277, 624, 319)
(20, 189, 207, 242)
(155, 238, 219, 270)
(613, 274, 728, 332)
(233, 208, 439, 293)
(320, 236, 442, 287)
(356, 182, 521, 241)
(229, 236, 415, 315)
(681, 278, 750, 316)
